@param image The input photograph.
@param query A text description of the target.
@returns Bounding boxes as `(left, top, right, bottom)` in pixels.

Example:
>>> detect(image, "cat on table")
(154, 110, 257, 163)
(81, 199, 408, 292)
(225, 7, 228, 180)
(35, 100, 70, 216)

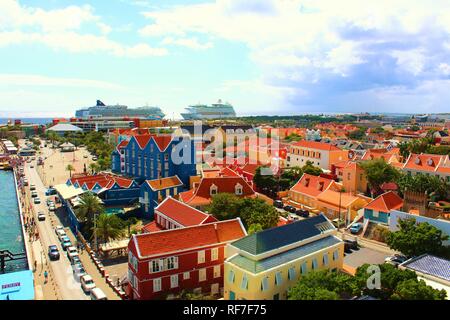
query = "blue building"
(112, 134, 197, 186)
(139, 176, 184, 219)
(363, 191, 404, 224)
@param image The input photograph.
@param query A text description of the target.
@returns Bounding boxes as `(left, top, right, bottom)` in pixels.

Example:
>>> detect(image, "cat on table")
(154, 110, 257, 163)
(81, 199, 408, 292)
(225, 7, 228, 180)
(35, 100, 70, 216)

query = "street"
(25, 160, 88, 300)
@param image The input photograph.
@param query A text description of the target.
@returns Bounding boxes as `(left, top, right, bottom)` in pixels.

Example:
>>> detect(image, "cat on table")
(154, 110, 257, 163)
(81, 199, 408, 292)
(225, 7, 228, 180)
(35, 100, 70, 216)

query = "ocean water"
(0, 171, 28, 273)
(0, 118, 53, 125)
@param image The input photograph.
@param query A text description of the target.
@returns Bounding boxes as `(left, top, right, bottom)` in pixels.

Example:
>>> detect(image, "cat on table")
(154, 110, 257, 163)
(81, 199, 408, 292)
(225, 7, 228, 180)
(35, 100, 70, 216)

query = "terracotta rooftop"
(364, 191, 404, 213)
(146, 176, 183, 191)
(131, 218, 247, 258)
(290, 173, 337, 198)
(291, 140, 342, 151)
(403, 153, 445, 172)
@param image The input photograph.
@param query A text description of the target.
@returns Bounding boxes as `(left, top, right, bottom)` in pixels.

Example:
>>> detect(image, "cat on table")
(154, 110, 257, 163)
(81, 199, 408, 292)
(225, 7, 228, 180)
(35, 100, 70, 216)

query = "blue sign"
(0, 270, 34, 300)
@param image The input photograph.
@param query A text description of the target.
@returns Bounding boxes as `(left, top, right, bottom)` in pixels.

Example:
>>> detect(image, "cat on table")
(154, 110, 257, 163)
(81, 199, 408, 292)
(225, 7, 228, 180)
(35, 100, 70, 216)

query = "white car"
(90, 288, 107, 300)
(49, 205, 56, 211)
(80, 275, 96, 293)
(55, 225, 64, 234)
(37, 212, 46, 221)
(30, 184, 36, 191)
(56, 229, 67, 241)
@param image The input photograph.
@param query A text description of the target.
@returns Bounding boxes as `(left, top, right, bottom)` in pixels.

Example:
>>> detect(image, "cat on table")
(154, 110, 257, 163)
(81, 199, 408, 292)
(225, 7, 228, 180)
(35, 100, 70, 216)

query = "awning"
(54, 184, 85, 200)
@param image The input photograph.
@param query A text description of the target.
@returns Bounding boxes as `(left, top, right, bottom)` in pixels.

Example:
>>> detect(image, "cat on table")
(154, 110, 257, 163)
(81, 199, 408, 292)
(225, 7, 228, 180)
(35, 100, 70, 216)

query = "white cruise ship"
(181, 100, 237, 120)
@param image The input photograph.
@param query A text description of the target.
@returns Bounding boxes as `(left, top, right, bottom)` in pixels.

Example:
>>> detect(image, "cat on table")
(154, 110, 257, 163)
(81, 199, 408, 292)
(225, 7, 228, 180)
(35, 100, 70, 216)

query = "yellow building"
(224, 214, 344, 300)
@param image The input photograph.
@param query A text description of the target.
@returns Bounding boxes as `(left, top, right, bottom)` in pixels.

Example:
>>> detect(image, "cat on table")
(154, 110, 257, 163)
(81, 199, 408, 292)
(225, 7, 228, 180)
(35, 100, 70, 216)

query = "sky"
(1, 0, 450, 118)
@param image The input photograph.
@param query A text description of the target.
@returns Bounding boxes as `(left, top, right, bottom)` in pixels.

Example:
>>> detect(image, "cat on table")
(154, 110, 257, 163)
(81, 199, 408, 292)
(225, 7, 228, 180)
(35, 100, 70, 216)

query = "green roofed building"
(224, 214, 344, 300)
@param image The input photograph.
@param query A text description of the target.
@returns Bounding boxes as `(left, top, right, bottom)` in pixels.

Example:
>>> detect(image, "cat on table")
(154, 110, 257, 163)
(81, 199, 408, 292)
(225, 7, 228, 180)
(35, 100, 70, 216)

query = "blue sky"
(1, 0, 450, 118)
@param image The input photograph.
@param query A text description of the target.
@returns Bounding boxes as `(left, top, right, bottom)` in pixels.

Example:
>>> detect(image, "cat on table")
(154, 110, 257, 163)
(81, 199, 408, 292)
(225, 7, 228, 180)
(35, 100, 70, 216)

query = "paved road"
(25, 160, 88, 300)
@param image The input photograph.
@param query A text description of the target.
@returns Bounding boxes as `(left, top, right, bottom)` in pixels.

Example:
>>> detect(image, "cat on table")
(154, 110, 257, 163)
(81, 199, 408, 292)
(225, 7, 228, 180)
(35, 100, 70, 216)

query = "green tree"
(359, 159, 400, 196)
(88, 162, 99, 175)
(239, 197, 279, 230)
(248, 223, 263, 235)
(65, 164, 75, 178)
(302, 161, 322, 176)
(253, 166, 278, 191)
(288, 270, 359, 300)
(391, 279, 447, 300)
(75, 192, 105, 237)
(207, 193, 241, 220)
(92, 213, 124, 246)
(386, 218, 449, 257)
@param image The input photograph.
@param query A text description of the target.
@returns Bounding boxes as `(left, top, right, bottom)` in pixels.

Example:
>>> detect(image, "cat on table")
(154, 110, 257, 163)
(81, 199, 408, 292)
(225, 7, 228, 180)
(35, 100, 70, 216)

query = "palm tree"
(92, 214, 124, 249)
(88, 163, 99, 175)
(66, 164, 75, 178)
(75, 192, 105, 237)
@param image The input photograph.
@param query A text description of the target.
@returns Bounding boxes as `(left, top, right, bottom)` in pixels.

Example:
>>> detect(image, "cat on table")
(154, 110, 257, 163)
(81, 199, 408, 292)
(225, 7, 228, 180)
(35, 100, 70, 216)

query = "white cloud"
(162, 37, 213, 50)
(0, 74, 121, 89)
(0, 0, 167, 58)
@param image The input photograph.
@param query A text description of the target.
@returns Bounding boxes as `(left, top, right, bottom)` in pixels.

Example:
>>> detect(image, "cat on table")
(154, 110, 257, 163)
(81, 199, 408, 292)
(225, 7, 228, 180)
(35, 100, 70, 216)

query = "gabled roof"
(69, 174, 135, 191)
(291, 140, 341, 151)
(133, 134, 154, 149)
(146, 176, 183, 191)
(47, 123, 83, 132)
(316, 189, 363, 210)
(153, 135, 173, 152)
(131, 218, 247, 258)
(364, 191, 403, 212)
(230, 214, 334, 255)
(290, 173, 336, 198)
(403, 153, 445, 172)
(117, 140, 129, 150)
(154, 196, 217, 227)
(179, 176, 255, 206)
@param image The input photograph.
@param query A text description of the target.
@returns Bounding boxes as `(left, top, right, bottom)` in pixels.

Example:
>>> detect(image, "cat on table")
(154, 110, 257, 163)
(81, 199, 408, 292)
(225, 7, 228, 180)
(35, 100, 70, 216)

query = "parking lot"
(344, 247, 390, 271)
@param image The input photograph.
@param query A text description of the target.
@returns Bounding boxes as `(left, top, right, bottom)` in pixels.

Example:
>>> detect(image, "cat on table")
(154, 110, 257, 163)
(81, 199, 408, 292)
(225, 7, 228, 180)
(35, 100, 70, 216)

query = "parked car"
(23, 179, 29, 186)
(33, 197, 41, 204)
(92, 156, 98, 161)
(45, 188, 57, 196)
(273, 200, 284, 209)
(73, 264, 87, 281)
(61, 236, 72, 251)
(344, 239, 358, 253)
(350, 223, 363, 234)
(90, 288, 107, 300)
(48, 245, 60, 261)
(55, 225, 64, 234)
(332, 218, 345, 228)
(31, 191, 38, 198)
(37, 212, 46, 221)
(56, 229, 67, 241)
(81, 275, 96, 293)
(47, 199, 54, 206)
(71, 255, 82, 266)
(30, 165, 34, 169)
(385, 254, 408, 267)
(284, 205, 297, 213)
(49, 204, 56, 212)
(296, 209, 310, 218)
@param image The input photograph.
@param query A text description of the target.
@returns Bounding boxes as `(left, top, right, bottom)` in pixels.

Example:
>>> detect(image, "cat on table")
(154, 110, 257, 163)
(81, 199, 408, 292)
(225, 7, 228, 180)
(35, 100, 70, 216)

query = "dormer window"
(235, 183, 243, 195)
(304, 178, 310, 187)
(415, 158, 421, 165)
(427, 159, 434, 166)
(210, 184, 218, 196)
(318, 182, 324, 191)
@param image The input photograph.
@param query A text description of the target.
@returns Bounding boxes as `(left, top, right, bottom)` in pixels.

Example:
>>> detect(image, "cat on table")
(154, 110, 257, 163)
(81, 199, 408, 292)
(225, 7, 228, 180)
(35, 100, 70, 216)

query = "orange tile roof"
(155, 197, 217, 227)
(70, 173, 134, 190)
(142, 221, 164, 233)
(132, 219, 246, 258)
(153, 135, 172, 151)
(134, 134, 154, 149)
(316, 189, 361, 209)
(179, 176, 255, 206)
(146, 176, 183, 191)
(290, 173, 336, 198)
(403, 153, 445, 172)
(291, 140, 341, 151)
(364, 191, 403, 212)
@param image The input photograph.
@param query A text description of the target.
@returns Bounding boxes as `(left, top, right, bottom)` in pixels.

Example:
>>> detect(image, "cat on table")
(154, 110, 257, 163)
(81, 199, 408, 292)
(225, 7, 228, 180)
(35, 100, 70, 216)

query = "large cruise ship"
(75, 100, 165, 119)
(181, 100, 237, 120)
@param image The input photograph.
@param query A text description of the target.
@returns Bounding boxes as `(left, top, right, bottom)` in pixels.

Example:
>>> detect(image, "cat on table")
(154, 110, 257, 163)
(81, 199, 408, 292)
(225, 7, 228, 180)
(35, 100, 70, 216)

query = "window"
(288, 267, 296, 281)
(170, 275, 178, 288)
(150, 259, 163, 273)
(373, 211, 379, 218)
(198, 250, 205, 264)
(347, 173, 351, 180)
(128, 251, 138, 271)
(275, 272, 283, 286)
(235, 183, 243, 195)
(166, 256, 178, 270)
(301, 262, 307, 275)
(312, 258, 318, 270)
(323, 253, 329, 266)
(228, 270, 235, 283)
(333, 250, 339, 261)
(211, 248, 219, 261)
(210, 184, 218, 196)
(261, 277, 269, 291)
(241, 275, 248, 290)
(199, 268, 207, 282)
(213, 265, 221, 278)
(183, 272, 190, 280)
(164, 153, 169, 161)
(153, 278, 162, 292)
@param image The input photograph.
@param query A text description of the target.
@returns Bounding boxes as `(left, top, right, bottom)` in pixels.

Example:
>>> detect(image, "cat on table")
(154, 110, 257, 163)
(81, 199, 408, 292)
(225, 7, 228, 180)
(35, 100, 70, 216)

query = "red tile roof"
(132, 219, 247, 258)
(364, 191, 403, 212)
(155, 197, 217, 227)
(290, 173, 337, 198)
(117, 140, 129, 149)
(142, 221, 164, 233)
(179, 176, 255, 206)
(153, 135, 173, 151)
(134, 134, 154, 149)
(403, 153, 445, 172)
(291, 140, 341, 151)
(69, 173, 134, 190)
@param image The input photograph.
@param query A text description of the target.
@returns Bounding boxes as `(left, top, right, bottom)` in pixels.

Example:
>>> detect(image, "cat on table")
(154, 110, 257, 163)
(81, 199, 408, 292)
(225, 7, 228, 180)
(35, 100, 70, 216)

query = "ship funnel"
(97, 100, 106, 106)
